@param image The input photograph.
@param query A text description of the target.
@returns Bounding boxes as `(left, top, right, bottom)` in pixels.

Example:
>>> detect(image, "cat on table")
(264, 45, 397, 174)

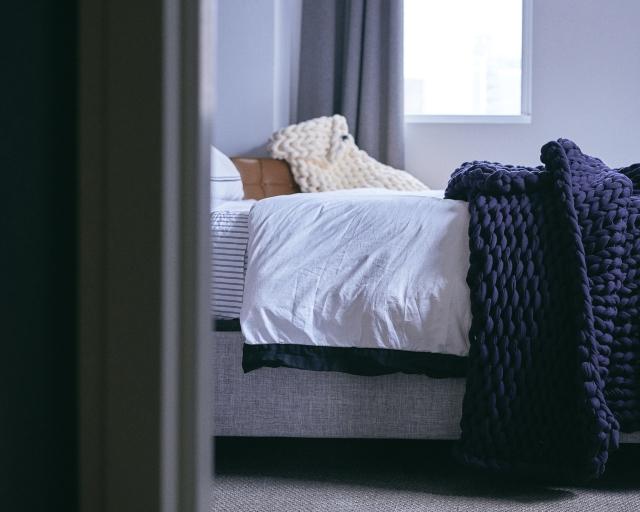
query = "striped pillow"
(210, 209, 250, 319)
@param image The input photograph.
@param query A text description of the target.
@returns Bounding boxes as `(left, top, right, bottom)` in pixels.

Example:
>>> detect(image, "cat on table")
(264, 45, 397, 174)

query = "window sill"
(405, 115, 532, 125)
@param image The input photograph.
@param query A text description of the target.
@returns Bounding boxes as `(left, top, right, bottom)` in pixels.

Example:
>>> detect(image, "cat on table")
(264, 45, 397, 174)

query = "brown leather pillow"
(231, 158, 300, 200)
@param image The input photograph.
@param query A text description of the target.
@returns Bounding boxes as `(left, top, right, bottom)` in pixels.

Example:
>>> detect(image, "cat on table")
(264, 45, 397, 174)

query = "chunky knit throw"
(445, 139, 640, 480)
(269, 115, 428, 192)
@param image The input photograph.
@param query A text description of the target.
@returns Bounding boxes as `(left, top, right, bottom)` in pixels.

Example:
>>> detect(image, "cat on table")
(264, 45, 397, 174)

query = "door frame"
(78, 1, 215, 511)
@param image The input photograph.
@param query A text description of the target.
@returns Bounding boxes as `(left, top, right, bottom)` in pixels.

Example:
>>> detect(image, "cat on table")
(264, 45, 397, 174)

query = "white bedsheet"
(241, 189, 471, 356)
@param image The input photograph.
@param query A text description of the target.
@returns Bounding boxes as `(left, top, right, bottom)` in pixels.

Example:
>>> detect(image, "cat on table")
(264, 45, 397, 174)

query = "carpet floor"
(211, 438, 640, 511)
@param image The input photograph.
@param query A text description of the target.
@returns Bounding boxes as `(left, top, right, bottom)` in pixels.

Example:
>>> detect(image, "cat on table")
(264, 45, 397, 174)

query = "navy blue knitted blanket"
(445, 139, 639, 479)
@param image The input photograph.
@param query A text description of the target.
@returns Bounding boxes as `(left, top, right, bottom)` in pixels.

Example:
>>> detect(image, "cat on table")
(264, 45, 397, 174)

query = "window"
(404, 0, 531, 123)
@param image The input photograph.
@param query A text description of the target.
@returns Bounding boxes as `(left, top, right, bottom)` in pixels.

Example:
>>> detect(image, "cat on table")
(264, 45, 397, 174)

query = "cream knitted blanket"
(269, 115, 429, 192)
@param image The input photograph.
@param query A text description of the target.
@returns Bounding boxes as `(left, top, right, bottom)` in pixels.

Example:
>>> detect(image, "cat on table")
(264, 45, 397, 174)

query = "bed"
(211, 157, 640, 445)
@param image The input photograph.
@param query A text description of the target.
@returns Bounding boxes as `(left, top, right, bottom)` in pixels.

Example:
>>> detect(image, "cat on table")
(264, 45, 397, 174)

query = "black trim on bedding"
(242, 343, 467, 378)
(213, 318, 241, 331)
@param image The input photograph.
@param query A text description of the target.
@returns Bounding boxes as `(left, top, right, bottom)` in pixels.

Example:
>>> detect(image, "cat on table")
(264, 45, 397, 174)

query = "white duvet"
(241, 189, 471, 356)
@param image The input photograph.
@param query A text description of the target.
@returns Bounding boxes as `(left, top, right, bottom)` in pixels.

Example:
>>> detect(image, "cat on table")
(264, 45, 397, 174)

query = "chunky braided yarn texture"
(445, 139, 639, 480)
(269, 115, 428, 192)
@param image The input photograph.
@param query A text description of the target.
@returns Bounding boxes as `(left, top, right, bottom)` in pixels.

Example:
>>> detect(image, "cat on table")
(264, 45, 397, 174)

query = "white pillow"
(211, 146, 244, 210)
(212, 199, 257, 212)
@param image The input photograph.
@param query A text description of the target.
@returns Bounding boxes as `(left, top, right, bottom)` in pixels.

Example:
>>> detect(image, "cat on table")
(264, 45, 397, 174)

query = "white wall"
(216, 0, 640, 185)
(213, 0, 301, 157)
(406, 0, 640, 188)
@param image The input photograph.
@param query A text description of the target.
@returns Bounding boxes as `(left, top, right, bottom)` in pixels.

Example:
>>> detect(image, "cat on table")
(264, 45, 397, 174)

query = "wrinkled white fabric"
(241, 189, 471, 356)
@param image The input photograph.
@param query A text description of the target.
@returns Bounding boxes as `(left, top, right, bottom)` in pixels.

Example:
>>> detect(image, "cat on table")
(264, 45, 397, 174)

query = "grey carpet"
(211, 438, 640, 511)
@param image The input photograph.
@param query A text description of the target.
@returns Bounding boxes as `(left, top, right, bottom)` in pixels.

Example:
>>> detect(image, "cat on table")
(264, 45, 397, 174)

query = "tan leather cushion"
(231, 158, 300, 200)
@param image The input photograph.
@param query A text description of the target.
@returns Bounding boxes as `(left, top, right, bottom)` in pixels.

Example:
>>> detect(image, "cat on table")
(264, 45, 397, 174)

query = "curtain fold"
(298, 0, 405, 168)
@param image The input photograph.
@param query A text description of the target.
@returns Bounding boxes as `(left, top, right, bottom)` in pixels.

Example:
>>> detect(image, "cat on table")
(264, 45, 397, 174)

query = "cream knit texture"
(269, 115, 429, 192)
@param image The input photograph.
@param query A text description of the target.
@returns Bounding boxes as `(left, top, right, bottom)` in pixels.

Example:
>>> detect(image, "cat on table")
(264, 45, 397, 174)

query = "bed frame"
(212, 158, 640, 444)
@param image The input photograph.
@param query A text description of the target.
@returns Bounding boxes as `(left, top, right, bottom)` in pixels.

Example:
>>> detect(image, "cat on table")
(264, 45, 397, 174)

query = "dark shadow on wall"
(3, 2, 77, 511)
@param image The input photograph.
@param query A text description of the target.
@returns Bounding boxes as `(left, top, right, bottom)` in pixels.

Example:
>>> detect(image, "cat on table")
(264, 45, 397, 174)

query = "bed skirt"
(212, 331, 640, 443)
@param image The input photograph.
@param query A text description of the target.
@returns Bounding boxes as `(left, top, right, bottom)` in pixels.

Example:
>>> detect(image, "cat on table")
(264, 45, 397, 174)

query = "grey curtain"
(297, 0, 405, 168)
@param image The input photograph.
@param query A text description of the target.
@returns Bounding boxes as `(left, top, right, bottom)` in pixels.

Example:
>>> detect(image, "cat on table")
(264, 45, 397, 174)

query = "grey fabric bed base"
(212, 331, 640, 443)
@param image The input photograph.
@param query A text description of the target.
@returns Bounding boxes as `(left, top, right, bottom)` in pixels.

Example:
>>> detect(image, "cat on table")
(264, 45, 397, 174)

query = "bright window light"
(404, 0, 526, 118)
